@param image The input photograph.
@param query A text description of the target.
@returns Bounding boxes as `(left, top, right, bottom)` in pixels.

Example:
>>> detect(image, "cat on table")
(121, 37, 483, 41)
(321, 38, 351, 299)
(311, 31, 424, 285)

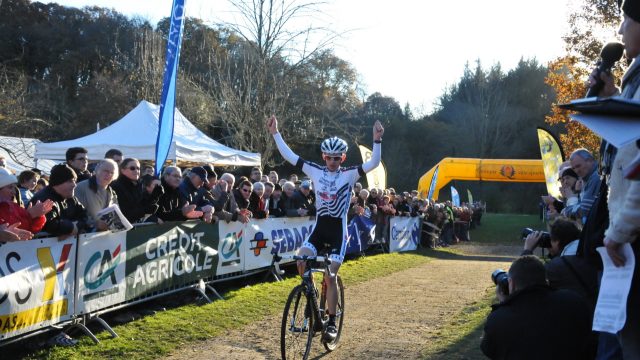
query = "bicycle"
(274, 254, 345, 360)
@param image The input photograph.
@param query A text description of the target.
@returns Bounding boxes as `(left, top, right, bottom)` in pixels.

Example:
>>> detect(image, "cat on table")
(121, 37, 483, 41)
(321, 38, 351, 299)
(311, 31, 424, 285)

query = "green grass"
(19, 213, 530, 359)
(421, 290, 495, 360)
(471, 213, 543, 245)
(28, 249, 435, 360)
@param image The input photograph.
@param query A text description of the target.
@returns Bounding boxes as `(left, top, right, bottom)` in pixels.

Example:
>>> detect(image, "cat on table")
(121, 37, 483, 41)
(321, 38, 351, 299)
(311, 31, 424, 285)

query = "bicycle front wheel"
(321, 275, 345, 351)
(281, 285, 314, 360)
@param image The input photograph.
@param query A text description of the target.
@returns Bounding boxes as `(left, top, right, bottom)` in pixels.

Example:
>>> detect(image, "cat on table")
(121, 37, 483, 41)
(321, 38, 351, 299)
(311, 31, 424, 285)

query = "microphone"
(586, 42, 624, 98)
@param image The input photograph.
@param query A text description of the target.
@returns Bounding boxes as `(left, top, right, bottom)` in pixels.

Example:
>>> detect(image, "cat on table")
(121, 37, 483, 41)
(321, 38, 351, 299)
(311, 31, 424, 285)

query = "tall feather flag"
(451, 186, 460, 207)
(358, 145, 387, 189)
(154, 0, 187, 176)
(426, 165, 439, 200)
(467, 189, 473, 205)
(536, 127, 565, 199)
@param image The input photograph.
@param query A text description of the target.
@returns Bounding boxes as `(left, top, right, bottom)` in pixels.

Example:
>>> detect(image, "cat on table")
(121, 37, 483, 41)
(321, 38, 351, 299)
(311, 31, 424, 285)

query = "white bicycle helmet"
(321, 136, 348, 154)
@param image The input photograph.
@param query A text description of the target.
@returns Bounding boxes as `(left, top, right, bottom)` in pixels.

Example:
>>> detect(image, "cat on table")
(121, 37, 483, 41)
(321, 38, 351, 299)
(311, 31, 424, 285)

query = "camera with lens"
(521, 227, 552, 248)
(492, 269, 510, 296)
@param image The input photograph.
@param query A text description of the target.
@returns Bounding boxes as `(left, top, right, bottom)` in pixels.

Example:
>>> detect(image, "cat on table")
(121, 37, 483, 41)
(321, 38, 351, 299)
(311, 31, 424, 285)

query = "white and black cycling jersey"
(273, 133, 381, 220)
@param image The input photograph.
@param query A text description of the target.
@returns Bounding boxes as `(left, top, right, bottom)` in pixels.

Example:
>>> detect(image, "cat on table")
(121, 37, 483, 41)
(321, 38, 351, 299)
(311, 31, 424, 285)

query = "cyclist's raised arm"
(267, 115, 299, 165)
(361, 120, 384, 173)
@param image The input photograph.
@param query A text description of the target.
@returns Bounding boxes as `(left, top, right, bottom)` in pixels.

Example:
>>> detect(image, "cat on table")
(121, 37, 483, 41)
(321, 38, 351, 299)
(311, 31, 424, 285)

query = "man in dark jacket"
(481, 255, 591, 360)
(178, 166, 214, 222)
(287, 180, 316, 217)
(30, 164, 89, 238)
(156, 166, 202, 222)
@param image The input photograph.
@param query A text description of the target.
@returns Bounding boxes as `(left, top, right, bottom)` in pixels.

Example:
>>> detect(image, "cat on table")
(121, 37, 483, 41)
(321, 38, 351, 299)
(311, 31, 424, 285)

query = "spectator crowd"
(0, 147, 485, 250)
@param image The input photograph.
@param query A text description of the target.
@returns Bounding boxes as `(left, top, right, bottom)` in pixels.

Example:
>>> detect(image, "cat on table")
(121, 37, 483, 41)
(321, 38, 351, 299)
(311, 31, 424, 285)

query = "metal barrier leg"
(269, 263, 284, 282)
(69, 323, 100, 344)
(91, 317, 118, 339)
(205, 284, 223, 301)
(195, 280, 213, 303)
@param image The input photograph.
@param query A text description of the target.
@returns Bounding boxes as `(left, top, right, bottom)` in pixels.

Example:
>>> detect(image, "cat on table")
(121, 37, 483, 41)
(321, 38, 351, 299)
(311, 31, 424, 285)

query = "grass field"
(18, 213, 535, 360)
(471, 213, 543, 245)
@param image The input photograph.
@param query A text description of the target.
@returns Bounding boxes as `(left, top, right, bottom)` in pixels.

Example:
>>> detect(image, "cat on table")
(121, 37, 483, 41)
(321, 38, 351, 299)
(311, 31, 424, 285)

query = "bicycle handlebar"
(273, 254, 330, 264)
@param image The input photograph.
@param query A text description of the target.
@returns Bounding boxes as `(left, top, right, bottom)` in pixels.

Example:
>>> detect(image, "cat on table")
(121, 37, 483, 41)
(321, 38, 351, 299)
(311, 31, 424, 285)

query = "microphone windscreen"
(600, 42, 625, 67)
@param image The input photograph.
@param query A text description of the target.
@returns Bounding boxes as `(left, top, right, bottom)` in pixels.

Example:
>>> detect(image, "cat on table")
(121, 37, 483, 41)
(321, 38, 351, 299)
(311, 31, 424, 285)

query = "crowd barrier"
(0, 215, 420, 345)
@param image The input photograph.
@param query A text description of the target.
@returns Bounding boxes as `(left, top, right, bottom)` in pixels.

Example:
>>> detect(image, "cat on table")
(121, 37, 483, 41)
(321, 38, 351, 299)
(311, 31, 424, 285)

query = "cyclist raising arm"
(267, 115, 384, 341)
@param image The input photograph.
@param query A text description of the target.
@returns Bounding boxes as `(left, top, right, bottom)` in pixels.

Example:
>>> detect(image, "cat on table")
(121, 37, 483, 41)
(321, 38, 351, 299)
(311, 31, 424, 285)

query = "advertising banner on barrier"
(389, 216, 421, 253)
(75, 231, 127, 314)
(125, 222, 219, 300)
(0, 237, 76, 340)
(217, 218, 313, 275)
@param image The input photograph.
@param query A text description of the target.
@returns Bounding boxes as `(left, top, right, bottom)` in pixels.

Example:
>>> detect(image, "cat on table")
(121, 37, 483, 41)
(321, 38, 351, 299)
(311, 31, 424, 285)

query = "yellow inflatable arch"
(417, 158, 545, 201)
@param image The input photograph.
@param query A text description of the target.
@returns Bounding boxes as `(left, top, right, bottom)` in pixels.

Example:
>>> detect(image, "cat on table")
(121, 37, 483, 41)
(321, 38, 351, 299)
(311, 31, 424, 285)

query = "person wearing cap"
(288, 180, 316, 217)
(178, 166, 214, 223)
(156, 166, 204, 222)
(194, 164, 221, 212)
(587, 1, 640, 357)
(75, 159, 119, 231)
(0, 167, 53, 238)
(30, 164, 89, 238)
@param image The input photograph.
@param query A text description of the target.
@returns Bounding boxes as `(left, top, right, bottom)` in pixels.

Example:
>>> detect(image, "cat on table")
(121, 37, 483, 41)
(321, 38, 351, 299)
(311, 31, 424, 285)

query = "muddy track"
(165, 244, 519, 360)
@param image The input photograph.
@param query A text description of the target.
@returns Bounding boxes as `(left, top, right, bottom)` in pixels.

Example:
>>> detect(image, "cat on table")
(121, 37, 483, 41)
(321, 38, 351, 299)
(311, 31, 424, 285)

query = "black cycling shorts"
(301, 216, 346, 263)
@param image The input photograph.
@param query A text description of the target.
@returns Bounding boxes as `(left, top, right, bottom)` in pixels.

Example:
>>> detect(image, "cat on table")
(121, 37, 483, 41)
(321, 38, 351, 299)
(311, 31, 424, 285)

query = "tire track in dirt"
(165, 244, 519, 360)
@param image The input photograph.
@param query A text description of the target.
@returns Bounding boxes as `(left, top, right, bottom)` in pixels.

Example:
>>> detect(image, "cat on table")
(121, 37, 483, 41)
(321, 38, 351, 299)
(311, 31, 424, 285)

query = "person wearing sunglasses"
(111, 158, 164, 223)
(266, 114, 384, 341)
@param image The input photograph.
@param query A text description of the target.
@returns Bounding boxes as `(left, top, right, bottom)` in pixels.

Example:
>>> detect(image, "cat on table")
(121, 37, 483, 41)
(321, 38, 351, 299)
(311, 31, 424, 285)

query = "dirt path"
(165, 244, 519, 360)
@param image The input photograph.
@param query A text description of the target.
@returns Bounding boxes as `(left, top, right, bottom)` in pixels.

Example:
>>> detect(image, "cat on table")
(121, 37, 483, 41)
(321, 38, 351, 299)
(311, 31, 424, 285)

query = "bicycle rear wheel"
(281, 285, 314, 360)
(321, 275, 345, 351)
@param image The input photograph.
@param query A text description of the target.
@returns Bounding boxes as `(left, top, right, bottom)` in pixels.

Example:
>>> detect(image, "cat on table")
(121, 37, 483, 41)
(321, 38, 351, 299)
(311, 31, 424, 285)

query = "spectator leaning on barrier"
(211, 173, 250, 224)
(75, 159, 119, 231)
(0, 168, 53, 237)
(30, 164, 89, 238)
(233, 179, 253, 213)
(248, 181, 268, 219)
(156, 166, 203, 222)
(268, 183, 285, 218)
(65, 147, 91, 182)
(178, 166, 214, 223)
(289, 180, 316, 217)
(111, 158, 163, 223)
(481, 255, 592, 360)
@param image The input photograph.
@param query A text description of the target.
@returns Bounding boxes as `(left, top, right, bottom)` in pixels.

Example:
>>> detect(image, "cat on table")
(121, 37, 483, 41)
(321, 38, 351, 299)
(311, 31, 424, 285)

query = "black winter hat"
(49, 164, 77, 186)
(622, 0, 640, 24)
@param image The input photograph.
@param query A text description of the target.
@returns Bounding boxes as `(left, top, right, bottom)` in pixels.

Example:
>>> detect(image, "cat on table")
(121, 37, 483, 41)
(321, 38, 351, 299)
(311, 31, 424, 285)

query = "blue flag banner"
(154, 0, 187, 176)
(451, 186, 460, 207)
(427, 165, 439, 200)
(346, 215, 376, 255)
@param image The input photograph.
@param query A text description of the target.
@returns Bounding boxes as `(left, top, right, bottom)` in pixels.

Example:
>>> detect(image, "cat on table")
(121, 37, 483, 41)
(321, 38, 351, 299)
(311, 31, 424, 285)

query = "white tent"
(0, 136, 57, 174)
(35, 100, 261, 166)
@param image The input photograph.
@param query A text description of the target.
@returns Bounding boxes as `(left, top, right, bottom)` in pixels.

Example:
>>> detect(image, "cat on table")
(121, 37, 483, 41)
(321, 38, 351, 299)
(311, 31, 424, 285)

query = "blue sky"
(55, 0, 574, 114)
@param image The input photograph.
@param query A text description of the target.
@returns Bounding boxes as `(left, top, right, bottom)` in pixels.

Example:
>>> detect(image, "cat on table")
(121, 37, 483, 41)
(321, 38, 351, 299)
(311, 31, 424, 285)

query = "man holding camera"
(522, 219, 598, 306)
(481, 256, 592, 360)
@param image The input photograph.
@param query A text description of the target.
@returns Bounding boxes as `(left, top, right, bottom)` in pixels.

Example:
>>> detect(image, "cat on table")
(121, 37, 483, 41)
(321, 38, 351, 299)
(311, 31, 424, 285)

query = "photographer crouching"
(481, 255, 592, 360)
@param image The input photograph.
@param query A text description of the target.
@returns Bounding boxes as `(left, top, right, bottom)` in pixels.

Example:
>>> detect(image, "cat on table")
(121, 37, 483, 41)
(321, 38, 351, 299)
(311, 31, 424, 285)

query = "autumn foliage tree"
(544, 0, 621, 156)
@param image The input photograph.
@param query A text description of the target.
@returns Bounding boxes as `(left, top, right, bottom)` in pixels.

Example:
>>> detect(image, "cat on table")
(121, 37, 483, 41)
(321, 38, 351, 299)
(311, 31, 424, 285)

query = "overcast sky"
(55, 0, 573, 114)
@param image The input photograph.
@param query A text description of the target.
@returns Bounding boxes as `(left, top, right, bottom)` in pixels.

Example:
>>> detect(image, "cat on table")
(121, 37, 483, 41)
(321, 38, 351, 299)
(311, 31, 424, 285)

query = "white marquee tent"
(35, 101, 261, 166)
